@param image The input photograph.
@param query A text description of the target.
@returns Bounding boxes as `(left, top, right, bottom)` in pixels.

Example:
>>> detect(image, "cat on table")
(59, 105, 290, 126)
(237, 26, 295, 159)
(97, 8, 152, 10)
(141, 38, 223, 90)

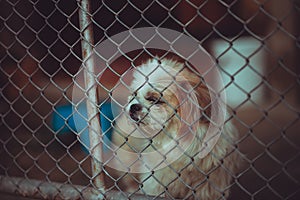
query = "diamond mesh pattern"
(0, 0, 299, 199)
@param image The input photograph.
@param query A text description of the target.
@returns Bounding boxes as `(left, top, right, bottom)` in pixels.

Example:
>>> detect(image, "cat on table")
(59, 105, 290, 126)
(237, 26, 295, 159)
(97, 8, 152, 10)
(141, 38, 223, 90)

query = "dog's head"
(124, 58, 211, 144)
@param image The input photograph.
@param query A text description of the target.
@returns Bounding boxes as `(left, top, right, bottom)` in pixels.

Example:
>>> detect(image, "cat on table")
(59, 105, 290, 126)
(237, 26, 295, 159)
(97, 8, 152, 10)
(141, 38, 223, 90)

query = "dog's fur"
(111, 58, 240, 199)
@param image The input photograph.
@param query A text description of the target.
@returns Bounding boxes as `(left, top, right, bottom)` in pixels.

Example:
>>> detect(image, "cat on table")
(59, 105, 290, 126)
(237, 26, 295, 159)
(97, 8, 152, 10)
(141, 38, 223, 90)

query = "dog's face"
(126, 80, 180, 136)
(124, 58, 211, 142)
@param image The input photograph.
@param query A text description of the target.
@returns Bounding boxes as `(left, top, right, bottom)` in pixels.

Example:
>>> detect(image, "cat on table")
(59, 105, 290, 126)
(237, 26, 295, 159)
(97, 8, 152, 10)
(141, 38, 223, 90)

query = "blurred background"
(0, 0, 299, 199)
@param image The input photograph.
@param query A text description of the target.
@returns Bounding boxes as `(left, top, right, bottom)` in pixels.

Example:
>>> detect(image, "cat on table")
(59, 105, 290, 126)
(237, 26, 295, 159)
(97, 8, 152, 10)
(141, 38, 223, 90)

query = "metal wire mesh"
(0, 0, 299, 199)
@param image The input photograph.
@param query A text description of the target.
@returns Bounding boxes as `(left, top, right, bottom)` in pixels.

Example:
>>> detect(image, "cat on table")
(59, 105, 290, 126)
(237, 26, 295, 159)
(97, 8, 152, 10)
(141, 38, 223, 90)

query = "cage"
(0, 0, 299, 199)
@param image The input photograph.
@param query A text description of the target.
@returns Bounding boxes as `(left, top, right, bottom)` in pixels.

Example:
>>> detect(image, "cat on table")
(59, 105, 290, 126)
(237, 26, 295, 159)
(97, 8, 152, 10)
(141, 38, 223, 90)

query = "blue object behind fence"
(52, 103, 114, 151)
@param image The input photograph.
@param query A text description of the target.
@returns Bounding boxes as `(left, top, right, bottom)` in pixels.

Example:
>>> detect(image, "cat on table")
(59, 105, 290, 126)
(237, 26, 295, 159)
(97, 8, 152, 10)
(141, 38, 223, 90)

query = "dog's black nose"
(129, 104, 142, 121)
(130, 104, 142, 113)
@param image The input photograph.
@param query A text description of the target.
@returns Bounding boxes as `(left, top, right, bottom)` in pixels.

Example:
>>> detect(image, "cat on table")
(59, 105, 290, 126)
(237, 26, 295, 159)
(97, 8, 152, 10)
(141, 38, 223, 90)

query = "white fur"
(131, 58, 184, 92)
(111, 58, 241, 199)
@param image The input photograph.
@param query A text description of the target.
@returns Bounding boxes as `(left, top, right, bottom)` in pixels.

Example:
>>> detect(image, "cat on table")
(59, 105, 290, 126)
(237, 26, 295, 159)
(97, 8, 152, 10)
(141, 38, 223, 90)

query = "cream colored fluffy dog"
(111, 58, 240, 199)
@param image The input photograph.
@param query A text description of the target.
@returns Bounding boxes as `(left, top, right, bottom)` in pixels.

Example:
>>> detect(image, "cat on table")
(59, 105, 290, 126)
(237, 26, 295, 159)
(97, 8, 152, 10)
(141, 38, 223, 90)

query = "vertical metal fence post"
(78, 0, 105, 193)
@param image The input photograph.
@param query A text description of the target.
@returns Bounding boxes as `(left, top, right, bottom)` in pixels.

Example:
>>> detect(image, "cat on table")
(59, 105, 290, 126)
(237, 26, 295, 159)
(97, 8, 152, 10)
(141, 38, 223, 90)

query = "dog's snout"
(129, 104, 142, 121)
(130, 104, 142, 113)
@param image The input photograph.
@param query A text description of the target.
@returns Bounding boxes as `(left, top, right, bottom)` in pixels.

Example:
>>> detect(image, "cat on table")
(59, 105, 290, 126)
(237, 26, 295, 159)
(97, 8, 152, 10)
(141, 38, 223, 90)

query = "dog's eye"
(146, 96, 164, 104)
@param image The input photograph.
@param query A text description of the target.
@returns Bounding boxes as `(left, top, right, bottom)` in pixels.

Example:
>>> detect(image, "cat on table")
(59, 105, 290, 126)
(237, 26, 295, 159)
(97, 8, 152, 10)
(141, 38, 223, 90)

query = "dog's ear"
(176, 68, 211, 124)
(173, 75, 212, 149)
(193, 82, 211, 124)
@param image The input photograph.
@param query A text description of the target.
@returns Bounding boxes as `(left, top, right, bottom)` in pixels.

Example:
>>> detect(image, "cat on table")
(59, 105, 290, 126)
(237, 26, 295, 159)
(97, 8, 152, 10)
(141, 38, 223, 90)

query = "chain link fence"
(0, 0, 299, 199)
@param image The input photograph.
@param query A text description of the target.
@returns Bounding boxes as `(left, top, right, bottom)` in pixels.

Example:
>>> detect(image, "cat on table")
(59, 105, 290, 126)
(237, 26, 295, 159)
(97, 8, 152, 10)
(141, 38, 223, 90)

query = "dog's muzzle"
(129, 103, 142, 122)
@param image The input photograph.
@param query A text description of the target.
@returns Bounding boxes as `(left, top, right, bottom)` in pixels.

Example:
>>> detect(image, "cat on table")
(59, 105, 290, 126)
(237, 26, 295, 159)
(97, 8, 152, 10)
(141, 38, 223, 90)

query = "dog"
(110, 58, 240, 199)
